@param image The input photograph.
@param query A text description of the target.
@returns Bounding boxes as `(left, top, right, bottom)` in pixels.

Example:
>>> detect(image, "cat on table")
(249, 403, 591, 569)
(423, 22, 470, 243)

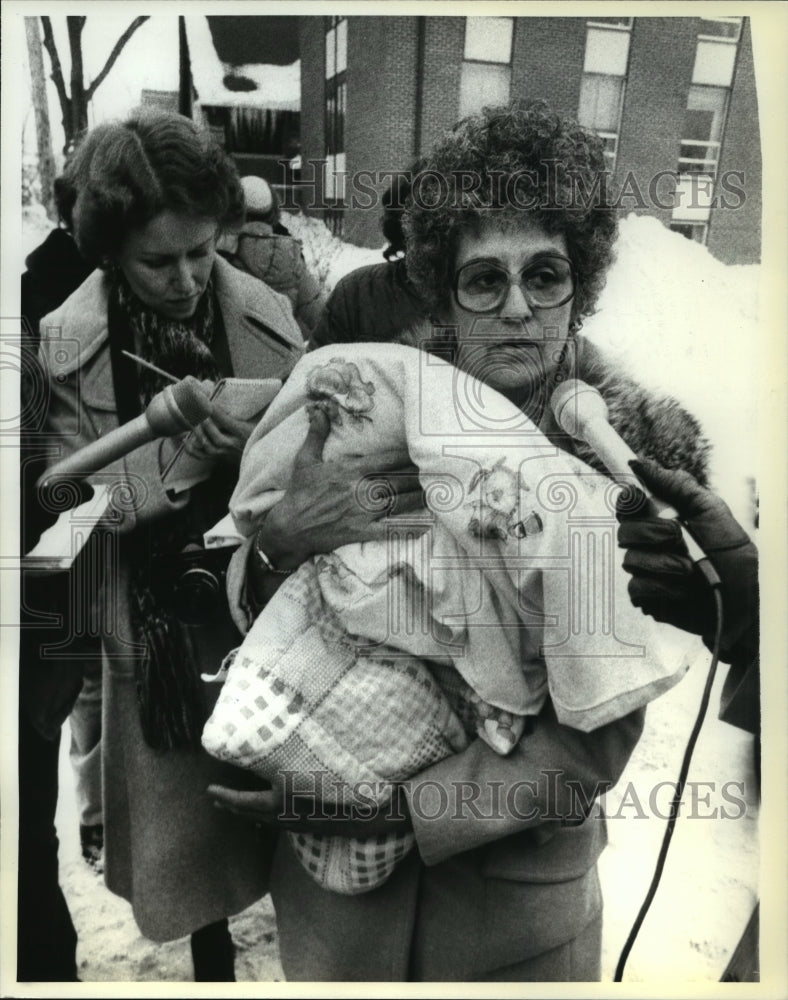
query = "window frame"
(324, 16, 348, 223)
(697, 16, 743, 43)
(577, 17, 632, 175)
(586, 16, 634, 30)
(462, 15, 515, 64)
(669, 220, 709, 245)
(459, 16, 515, 118)
(678, 79, 732, 183)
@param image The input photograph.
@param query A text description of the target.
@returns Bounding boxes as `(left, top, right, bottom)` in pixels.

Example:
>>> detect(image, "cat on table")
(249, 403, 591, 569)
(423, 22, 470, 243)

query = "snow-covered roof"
(185, 15, 299, 111)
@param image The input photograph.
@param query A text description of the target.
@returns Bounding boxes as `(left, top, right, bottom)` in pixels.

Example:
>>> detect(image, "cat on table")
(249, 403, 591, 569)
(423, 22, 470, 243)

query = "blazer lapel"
(214, 256, 305, 379)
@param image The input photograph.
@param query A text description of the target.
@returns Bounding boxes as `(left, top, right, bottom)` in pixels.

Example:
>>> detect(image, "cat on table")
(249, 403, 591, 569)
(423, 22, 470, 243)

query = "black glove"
(616, 458, 758, 663)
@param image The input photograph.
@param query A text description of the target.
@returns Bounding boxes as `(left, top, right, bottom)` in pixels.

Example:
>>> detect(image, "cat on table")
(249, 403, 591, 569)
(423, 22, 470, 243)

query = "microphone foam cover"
(550, 379, 608, 438)
(170, 376, 214, 425)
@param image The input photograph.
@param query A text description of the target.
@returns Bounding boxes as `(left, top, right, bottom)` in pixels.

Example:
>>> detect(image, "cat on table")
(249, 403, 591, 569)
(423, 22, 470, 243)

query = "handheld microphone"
(550, 378, 710, 566)
(38, 376, 213, 496)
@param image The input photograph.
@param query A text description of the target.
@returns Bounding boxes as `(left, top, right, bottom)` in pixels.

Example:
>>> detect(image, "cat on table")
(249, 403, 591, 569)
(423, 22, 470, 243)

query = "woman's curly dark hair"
(403, 101, 618, 322)
(57, 110, 245, 267)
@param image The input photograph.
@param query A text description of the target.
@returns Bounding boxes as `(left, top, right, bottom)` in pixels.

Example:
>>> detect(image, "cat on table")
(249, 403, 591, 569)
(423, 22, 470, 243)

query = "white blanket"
(202, 343, 691, 892)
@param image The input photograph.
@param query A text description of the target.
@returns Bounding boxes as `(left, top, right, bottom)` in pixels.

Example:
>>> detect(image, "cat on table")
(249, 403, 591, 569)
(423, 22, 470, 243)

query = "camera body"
(152, 545, 235, 627)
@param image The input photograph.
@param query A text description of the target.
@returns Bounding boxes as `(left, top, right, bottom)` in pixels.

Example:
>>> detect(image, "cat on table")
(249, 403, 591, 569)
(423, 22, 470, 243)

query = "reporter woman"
(38, 110, 304, 978)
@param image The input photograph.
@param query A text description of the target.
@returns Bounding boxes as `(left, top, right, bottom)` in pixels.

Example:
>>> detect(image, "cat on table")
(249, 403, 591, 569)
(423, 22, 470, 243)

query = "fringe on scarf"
(131, 568, 209, 752)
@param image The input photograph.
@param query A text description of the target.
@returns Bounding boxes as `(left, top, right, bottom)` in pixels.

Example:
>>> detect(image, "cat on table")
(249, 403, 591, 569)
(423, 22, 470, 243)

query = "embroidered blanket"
(202, 342, 691, 893)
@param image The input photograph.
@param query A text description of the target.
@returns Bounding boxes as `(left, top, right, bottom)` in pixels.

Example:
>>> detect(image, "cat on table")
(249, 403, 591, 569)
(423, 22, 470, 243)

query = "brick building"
(297, 14, 761, 264)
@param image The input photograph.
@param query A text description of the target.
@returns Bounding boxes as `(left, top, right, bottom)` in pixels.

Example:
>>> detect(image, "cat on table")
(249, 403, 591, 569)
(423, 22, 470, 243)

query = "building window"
(586, 17, 634, 30)
(324, 16, 347, 235)
(577, 20, 632, 173)
(678, 85, 728, 176)
(697, 16, 743, 42)
(672, 18, 742, 234)
(459, 17, 514, 118)
(669, 221, 709, 245)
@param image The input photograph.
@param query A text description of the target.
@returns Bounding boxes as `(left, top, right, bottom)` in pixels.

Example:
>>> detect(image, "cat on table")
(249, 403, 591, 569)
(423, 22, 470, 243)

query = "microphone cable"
(614, 558, 724, 981)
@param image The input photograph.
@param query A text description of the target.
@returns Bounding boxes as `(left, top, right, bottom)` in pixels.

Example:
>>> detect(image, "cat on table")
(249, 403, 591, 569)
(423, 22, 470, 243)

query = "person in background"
(308, 165, 429, 349)
(18, 186, 101, 980)
(616, 457, 759, 981)
(38, 109, 304, 981)
(24, 186, 107, 874)
(220, 175, 325, 341)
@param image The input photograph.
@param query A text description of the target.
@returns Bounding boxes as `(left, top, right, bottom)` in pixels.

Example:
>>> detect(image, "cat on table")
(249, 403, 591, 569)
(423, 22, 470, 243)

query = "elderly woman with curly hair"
(208, 101, 710, 982)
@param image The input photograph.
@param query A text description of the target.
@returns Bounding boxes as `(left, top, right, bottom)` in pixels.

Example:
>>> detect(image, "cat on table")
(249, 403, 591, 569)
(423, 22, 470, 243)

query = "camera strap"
(107, 280, 143, 427)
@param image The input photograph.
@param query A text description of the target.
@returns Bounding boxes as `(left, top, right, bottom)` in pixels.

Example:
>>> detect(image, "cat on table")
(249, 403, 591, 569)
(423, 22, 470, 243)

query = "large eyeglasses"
(454, 254, 576, 314)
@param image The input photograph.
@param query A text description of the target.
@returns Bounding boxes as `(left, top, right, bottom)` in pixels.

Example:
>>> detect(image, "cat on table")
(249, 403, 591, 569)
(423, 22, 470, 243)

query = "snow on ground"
(31, 209, 760, 985)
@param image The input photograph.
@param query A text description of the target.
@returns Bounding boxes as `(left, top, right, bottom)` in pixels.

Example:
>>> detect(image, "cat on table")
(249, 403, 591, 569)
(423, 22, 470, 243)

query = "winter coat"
(226, 220, 326, 339)
(21, 228, 93, 349)
(309, 258, 428, 349)
(263, 334, 711, 981)
(20, 229, 96, 741)
(38, 256, 304, 941)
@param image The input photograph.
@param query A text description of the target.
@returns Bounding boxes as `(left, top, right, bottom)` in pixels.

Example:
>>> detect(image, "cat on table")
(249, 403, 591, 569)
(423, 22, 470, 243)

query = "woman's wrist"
(254, 505, 309, 572)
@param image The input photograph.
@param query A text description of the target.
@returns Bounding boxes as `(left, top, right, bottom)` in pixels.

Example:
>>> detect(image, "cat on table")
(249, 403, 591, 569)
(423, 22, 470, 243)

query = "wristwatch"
(253, 521, 293, 575)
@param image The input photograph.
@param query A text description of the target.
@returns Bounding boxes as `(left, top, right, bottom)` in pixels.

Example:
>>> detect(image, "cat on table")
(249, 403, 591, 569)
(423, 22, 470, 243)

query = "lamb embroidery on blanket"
(201, 342, 692, 895)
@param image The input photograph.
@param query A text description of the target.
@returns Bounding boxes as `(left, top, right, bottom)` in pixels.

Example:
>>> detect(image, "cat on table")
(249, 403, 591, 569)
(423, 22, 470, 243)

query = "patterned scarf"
(115, 273, 231, 752)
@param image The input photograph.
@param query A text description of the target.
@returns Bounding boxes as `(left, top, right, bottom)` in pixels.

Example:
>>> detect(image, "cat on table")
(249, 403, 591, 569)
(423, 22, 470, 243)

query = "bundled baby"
(202, 342, 688, 894)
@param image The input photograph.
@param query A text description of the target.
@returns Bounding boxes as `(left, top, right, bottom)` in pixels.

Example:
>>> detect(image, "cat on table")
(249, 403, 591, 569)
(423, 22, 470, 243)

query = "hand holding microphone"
(616, 459, 759, 663)
(181, 381, 257, 464)
(549, 378, 758, 661)
(38, 375, 214, 496)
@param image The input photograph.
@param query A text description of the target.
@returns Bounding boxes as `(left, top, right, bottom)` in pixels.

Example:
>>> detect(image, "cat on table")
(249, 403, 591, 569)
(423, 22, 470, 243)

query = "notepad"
(162, 377, 281, 493)
(23, 485, 111, 571)
(204, 511, 244, 550)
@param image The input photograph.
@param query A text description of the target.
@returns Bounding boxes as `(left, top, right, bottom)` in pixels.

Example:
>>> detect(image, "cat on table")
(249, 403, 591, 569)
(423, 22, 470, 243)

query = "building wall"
(708, 18, 761, 264)
(296, 14, 761, 263)
(343, 16, 421, 247)
(418, 17, 465, 154)
(616, 18, 699, 226)
(298, 17, 326, 214)
(510, 17, 587, 114)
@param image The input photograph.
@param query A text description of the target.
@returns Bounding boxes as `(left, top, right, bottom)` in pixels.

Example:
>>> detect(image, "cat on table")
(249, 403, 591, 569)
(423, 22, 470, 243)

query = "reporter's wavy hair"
(403, 101, 618, 322)
(58, 110, 245, 267)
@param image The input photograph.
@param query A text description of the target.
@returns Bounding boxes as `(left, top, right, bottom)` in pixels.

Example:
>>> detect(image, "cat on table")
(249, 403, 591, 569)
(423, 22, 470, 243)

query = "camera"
(153, 545, 235, 627)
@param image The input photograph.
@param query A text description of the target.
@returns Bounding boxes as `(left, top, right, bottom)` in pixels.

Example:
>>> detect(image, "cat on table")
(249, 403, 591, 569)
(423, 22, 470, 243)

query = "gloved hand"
(616, 458, 758, 663)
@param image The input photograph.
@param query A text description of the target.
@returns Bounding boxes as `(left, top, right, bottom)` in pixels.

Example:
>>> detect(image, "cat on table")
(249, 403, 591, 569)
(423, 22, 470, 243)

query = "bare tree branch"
(39, 16, 70, 124)
(85, 16, 150, 102)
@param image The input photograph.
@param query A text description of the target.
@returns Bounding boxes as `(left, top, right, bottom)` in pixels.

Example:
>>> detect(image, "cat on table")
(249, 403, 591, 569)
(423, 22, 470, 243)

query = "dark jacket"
(21, 228, 93, 349)
(310, 258, 428, 349)
(20, 229, 96, 739)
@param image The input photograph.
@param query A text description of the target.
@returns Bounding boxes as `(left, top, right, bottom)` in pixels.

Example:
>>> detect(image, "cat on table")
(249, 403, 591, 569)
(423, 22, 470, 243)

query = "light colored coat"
(39, 256, 303, 941)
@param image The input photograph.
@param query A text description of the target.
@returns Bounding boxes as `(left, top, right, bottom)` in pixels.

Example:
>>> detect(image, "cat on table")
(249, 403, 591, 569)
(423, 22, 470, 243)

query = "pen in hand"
(121, 349, 179, 384)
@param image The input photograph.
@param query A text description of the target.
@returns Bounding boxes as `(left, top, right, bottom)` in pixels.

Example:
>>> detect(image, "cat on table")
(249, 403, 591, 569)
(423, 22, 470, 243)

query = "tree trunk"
(66, 17, 88, 152)
(24, 17, 57, 219)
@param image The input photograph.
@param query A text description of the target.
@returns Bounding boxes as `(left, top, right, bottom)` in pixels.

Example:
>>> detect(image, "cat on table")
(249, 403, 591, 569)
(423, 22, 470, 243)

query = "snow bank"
(583, 215, 759, 526)
(282, 210, 382, 293)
